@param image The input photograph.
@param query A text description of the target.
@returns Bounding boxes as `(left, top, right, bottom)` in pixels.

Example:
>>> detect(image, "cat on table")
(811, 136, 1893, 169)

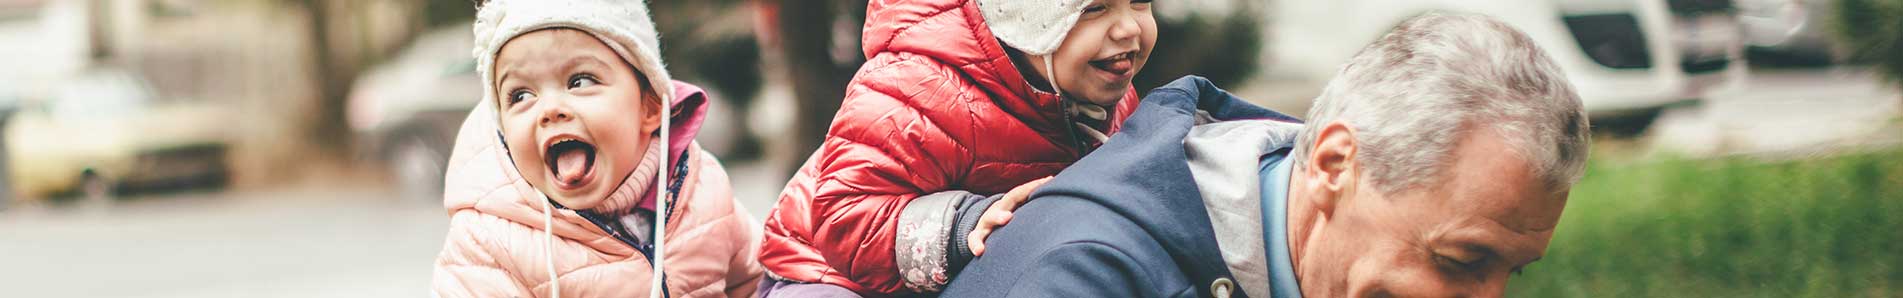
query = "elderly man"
(939, 13, 1589, 298)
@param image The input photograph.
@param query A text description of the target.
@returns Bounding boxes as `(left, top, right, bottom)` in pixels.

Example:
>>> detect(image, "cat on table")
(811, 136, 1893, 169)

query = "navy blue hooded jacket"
(940, 76, 1301, 298)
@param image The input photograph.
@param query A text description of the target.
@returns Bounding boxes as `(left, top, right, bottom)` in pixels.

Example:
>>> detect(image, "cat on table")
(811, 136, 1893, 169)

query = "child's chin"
(541, 188, 605, 210)
(1078, 91, 1124, 106)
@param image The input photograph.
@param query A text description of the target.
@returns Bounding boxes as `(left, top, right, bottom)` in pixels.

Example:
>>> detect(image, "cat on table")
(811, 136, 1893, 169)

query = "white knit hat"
(471, 0, 673, 110)
(978, 0, 1092, 55)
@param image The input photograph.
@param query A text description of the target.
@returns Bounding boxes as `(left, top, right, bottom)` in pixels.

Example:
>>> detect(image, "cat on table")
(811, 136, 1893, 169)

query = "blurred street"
(1650, 67, 1903, 156)
(0, 182, 446, 297)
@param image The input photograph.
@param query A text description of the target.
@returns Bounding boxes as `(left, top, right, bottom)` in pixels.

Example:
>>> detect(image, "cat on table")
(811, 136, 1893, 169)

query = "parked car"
(346, 24, 479, 201)
(1269, 0, 1748, 123)
(1738, 0, 1842, 64)
(4, 68, 234, 201)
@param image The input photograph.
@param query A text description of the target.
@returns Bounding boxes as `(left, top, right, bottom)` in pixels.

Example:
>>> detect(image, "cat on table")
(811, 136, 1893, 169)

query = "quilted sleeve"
(431, 210, 532, 298)
(768, 67, 978, 295)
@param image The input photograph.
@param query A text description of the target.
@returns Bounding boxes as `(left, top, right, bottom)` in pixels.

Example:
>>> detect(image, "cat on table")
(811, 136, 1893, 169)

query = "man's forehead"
(1441, 133, 1569, 232)
(1448, 187, 1567, 233)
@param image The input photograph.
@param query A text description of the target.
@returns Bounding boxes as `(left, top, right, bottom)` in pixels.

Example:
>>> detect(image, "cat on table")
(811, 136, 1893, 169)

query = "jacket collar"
(1032, 75, 1298, 297)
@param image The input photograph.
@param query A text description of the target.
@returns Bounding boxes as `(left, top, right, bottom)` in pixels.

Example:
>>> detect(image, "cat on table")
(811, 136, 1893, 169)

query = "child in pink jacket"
(430, 0, 761, 297)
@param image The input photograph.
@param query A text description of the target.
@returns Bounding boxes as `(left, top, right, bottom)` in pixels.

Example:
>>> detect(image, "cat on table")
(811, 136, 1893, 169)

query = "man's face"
(1027, 0, 1156, 105)
(492, 28, 659, 209)
(1302, 132, 1569, 297)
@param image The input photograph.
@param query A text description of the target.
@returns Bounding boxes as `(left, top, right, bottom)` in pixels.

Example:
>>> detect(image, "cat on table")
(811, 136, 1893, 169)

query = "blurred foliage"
(651, 0, 775, 160)
(1834, 0, 1903, 86)
(651, 0, 763, 107)
(424, 0, 476, 28)
(1507, 149, 1903, 297)
(1135, 10, 1262, 93)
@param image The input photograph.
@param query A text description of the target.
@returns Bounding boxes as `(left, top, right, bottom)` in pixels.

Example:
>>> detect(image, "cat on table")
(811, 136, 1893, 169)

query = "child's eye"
(1132, 0, 1152, 3)
(568, 74, 600, 89)
(507, 89, 534, 104)
(1083, 3, 1107, 13)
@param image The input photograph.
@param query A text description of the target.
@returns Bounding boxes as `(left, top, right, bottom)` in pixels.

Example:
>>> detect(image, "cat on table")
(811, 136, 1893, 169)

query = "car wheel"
(390, 134, 448, 203)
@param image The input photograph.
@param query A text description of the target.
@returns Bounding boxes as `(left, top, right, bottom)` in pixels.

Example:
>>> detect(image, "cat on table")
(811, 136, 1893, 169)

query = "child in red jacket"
(758, 0, 1158, 296)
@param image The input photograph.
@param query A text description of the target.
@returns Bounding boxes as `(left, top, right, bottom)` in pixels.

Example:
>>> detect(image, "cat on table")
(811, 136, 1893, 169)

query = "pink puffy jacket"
(432, 81, 763, 297)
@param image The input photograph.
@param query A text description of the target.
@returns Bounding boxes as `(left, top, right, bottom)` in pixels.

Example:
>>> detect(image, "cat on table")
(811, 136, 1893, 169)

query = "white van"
(1268, 0, 1747, 118)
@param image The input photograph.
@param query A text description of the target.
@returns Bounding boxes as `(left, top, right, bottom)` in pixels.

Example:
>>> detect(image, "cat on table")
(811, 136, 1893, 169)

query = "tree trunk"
(772, 0, 858, 173)
(297, 0, 355, 159)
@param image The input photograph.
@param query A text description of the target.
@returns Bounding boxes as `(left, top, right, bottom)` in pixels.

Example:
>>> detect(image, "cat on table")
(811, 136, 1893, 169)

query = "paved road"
(0, 187, 447, 297)
(1649, 68, 1903, 156)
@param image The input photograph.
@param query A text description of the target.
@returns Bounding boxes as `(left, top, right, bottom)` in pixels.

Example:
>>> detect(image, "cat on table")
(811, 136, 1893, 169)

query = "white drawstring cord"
(542, 193, 560, 298)
(650, 94, 671, 298)
(1043, 55, 1060, 99)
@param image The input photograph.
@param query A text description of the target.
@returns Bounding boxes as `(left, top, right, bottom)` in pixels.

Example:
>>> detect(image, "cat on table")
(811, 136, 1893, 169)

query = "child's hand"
(966, 176, 1055, 256)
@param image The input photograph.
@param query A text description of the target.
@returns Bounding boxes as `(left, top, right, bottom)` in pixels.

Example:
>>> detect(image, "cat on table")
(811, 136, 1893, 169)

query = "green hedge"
(1506, 150, 1903, 297)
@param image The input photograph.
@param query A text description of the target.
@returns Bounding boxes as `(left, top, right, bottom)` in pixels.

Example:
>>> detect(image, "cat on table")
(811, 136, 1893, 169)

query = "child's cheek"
(501, 122, 543, 178)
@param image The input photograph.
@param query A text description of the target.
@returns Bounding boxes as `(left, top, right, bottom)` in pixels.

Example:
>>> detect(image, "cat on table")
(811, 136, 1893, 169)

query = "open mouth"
(544, 137, 597, 189)
(1088, 51, 1137, 79)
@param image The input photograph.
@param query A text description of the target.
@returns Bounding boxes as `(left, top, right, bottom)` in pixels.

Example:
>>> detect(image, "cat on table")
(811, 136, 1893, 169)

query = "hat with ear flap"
(470, 0, 674, 114)
(978, 0, 1094, 56)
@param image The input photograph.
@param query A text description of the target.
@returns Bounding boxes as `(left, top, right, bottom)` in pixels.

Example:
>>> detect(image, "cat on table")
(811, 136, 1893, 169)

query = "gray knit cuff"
(894, 191, 972, 293)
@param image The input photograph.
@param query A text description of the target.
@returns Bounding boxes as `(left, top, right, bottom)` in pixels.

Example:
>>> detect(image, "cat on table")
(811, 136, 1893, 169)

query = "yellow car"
(4, 69, 233, 201)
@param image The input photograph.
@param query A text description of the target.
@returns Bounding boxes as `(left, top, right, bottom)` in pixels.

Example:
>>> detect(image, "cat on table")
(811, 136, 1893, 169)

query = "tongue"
(1096, 59, 1131, 73)
(555, 148, 589, 183)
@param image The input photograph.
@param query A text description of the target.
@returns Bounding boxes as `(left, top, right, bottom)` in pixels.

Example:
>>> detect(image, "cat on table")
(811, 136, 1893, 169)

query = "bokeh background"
(0, 0, 1897, 296)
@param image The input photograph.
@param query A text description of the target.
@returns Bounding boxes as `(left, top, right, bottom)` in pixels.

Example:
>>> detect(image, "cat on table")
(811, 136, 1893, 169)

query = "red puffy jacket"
(758, 0, 1140, 295)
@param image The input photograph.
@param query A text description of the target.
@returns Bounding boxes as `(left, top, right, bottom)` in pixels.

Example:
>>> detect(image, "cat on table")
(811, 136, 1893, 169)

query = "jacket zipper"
(1060, 99, 1090, 160)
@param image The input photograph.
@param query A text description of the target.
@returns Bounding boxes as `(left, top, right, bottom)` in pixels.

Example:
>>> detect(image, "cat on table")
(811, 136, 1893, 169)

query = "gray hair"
(1290, 12, 1590, 194)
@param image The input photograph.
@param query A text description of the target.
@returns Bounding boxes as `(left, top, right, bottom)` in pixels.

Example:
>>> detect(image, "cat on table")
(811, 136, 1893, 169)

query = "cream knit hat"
(978, 0, 1093, 56)
(471, 0, 673, 110)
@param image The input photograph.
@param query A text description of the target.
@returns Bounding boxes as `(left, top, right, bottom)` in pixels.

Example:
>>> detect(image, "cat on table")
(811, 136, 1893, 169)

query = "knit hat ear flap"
(977, 0, 1093, 55)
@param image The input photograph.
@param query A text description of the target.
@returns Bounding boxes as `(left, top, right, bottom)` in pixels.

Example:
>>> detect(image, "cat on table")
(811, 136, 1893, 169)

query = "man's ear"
(1303, 121, 1359, 215)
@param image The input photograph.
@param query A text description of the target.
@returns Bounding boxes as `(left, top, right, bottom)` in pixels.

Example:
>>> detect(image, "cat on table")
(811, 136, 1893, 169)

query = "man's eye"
(568, 74, 600, 89)
(508, 89, 533, 104)
(1434, 253, 1480, 270)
